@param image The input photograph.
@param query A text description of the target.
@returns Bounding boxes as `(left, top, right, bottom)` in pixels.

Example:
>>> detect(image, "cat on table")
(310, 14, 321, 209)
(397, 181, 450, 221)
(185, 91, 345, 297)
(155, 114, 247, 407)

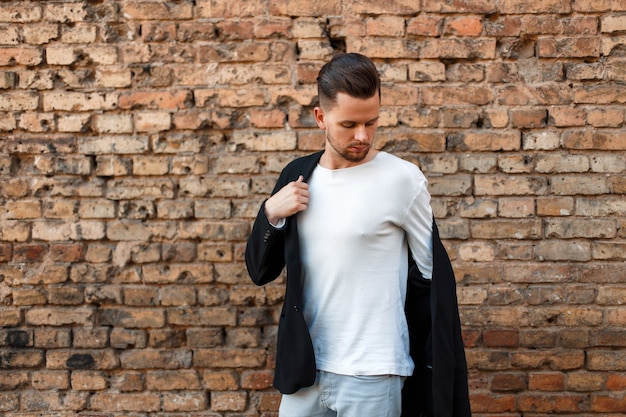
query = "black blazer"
(245, 151, 471, 417)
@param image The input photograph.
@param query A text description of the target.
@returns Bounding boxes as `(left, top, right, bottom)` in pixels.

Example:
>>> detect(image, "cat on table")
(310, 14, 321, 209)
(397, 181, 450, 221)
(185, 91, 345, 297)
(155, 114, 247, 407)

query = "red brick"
(529, 372, 565, 391)
(444, 16, 483, 36)
(490, 373, 526, 392)
(606, 373, 626, 391)
(259, 392, 282, 411)
(12, 244, 47, 263)
(483, 329, 519, 347)
(470, 393, 516, 412)
(241, 370, 274, 389)
(511, 108, 548, 128)
(407, 15, 442, 36)
(592, 395, 626, 413)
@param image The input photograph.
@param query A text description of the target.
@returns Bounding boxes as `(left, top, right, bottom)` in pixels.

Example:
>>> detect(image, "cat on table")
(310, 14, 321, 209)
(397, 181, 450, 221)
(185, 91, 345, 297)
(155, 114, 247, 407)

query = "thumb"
(296, 175, 304, 182)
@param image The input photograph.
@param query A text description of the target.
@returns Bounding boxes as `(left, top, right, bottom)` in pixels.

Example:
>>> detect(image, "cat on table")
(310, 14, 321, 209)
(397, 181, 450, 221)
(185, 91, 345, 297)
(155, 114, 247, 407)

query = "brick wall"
(0, 0, 625, 415)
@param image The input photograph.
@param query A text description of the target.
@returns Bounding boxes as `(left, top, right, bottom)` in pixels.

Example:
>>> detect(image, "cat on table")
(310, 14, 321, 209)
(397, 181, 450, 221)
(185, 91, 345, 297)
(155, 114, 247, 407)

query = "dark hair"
(317, 53, 381, 109)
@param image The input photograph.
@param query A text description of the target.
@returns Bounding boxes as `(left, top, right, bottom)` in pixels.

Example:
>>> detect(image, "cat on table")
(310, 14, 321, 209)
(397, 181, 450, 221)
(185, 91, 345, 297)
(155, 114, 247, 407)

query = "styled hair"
(317, 53, 381, 109)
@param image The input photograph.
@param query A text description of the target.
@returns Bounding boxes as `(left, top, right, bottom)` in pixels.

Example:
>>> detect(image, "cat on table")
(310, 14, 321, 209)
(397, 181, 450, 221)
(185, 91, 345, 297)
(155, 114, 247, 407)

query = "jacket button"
(293, 305, 299, 312)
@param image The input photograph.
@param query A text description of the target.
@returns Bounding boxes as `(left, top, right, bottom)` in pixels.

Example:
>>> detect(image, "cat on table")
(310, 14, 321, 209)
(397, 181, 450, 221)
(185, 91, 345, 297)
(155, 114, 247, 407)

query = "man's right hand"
(264, 175, 309, 225)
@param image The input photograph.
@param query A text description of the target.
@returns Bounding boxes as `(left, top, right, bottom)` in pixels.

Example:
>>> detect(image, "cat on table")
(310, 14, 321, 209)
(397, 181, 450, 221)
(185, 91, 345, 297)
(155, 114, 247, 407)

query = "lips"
(349, 144, 369, 152)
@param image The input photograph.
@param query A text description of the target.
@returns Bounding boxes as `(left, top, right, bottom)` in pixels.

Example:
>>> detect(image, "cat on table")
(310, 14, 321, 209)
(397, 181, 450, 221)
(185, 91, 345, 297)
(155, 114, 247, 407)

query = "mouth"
(348, 144, 369, 153)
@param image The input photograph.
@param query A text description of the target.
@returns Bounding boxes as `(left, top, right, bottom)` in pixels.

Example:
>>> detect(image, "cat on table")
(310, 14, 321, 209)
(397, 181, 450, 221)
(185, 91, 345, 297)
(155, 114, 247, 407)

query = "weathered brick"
(0, 3, 42, 22)
(475, 175, 549, 196)
(93, 114, 133, 134)
(160, 285, 196, 306)
(587, 107, 625, 127)
(573, 0, 613, 12)
(98, 307, 165, 328)
(193, 348, 266, 368)
(535, 241, 592, 262)
(71, 370, 107, 391)
(552, 175, 610, 195)
(498, 155, 533, 173)
(259, 391, 282, 411)
(497, 197, 535, 218)
(167, 307, 236, 327)
(513, 349, 585, 370)
(422, 38, 495, 59)
(546, 218, 616, 239)
(43, 92, 118, 112)
(202, 370, 239, 390)
(499, 0, 571, 13)
(539, 37, 601, 58)
(121, 1, 193, 20)
(407, 15, 443, 36)
(90, 392, 161, 412)
(120, 349, 191, 370)
(163, 391, 208, 411)
(536, 154, 590, 173)
(602, 15, 626, 33)
(0, 47, 43, 65)
(518, 393, 588, 413)
(575, 84, 626, 105)
(110, 328, 147, 349)
(146, 370, 200, 390)
(211, 391, 247, 411)
(424, 86, 493, 106)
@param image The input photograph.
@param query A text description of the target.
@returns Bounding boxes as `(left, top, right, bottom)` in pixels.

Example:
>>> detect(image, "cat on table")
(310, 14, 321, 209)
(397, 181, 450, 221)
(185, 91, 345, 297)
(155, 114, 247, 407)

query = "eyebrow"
(339, 116, 380, 125)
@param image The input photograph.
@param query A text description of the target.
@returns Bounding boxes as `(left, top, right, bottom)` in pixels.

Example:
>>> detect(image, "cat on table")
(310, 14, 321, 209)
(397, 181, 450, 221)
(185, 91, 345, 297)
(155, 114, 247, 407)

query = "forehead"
(327, 92, 380, 121)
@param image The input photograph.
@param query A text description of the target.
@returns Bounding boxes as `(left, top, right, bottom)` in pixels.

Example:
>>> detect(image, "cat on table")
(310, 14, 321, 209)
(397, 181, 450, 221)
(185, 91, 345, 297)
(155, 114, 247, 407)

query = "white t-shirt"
(296, 151, 433, 377)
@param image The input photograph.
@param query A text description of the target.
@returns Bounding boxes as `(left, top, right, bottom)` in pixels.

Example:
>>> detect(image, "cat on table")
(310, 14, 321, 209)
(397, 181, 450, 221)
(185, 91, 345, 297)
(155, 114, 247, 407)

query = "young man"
(245, 53, 471, 417)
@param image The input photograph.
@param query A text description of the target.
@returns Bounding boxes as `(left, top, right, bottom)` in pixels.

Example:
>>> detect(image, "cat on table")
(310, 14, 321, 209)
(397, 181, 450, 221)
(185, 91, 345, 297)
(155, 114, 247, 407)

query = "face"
(314, 92, 380, 169)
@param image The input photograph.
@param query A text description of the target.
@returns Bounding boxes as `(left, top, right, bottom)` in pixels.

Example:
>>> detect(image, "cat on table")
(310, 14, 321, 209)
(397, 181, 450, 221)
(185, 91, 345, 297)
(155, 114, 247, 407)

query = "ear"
(314, 107, 326, 130)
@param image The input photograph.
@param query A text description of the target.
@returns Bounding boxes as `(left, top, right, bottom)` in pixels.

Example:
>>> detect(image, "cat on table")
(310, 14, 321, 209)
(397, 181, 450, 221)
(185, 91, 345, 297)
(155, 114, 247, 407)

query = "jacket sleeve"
(245, 200, 286, 286)
(430, 221, 472, 417)
(245, 152, 322, 287)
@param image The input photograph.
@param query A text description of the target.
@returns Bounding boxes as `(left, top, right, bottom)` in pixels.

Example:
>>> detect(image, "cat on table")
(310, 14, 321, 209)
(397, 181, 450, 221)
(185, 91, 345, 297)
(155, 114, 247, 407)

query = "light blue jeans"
(279, 370, 404, 417)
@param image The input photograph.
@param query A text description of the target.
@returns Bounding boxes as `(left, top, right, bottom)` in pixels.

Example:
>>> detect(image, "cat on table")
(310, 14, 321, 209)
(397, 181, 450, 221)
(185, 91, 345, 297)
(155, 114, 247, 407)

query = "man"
(245, 53, 471, 417)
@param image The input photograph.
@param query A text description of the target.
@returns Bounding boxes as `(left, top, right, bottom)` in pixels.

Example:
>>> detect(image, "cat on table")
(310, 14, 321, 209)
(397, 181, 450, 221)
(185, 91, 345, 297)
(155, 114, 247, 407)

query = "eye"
(341, 123, 356, 129)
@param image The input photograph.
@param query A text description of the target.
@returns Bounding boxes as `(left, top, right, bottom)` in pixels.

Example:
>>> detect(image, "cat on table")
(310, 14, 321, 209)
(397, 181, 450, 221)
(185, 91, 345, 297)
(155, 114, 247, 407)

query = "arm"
(404, 184, 434, 280)
(245, 201, 287, 286)
(245, 175, 309, 286)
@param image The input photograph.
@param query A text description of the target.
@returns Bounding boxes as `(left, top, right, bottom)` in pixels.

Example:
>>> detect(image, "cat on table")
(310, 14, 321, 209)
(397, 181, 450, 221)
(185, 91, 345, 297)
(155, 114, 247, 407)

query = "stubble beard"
(325, 130, 371, 164)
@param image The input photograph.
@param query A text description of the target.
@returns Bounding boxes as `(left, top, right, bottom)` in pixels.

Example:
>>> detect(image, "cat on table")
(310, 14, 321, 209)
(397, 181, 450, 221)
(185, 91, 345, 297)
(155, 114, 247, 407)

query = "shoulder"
(284, 151, 323, 170)
(376, 152, 427, 183)
(279, 151, 323, 182)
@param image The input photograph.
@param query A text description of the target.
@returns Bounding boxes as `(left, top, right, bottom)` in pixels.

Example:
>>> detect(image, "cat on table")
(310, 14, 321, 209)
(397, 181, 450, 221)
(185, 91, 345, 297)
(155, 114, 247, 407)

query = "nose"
(354, 125, 368, 142)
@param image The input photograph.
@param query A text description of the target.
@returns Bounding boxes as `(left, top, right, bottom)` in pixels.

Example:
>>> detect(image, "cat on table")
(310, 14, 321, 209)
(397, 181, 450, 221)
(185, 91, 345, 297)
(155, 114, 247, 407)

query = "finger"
(296, 175, 304, 183)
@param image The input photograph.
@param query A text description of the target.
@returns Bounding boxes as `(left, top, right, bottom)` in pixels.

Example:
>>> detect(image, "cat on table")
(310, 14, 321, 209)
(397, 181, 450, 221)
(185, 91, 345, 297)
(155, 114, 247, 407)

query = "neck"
(319, 149, 378, 170)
